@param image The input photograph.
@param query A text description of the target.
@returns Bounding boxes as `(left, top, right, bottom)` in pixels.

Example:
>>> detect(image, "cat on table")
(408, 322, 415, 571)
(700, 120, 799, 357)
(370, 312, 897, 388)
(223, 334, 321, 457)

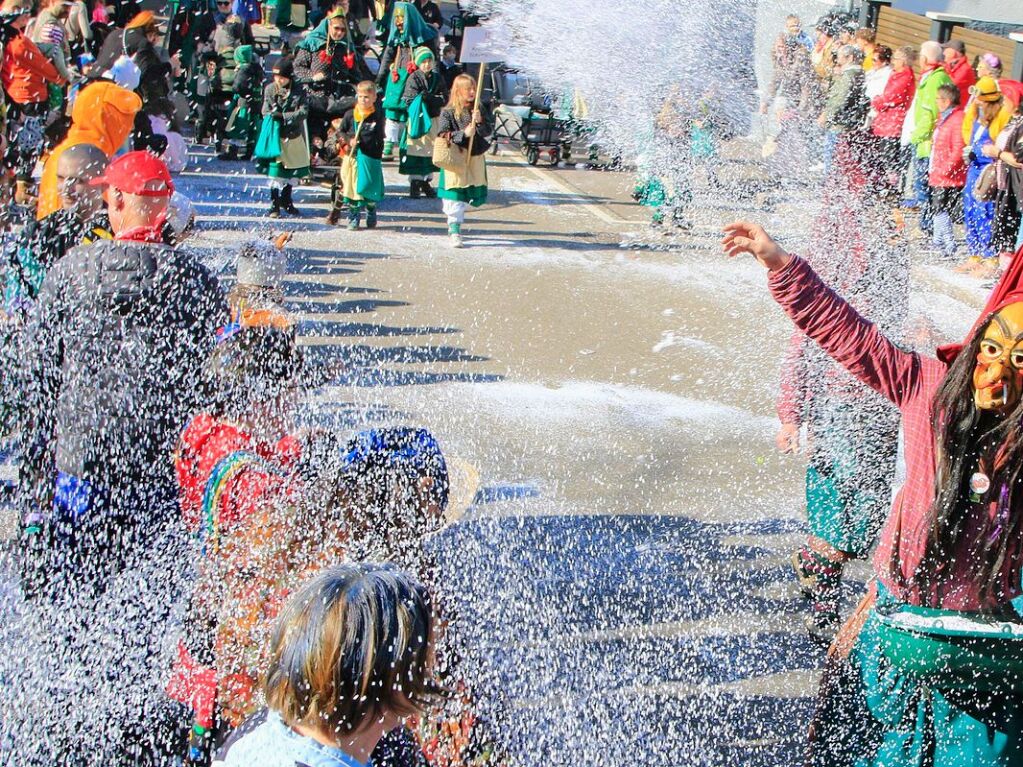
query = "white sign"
(459, 24, 510, 63)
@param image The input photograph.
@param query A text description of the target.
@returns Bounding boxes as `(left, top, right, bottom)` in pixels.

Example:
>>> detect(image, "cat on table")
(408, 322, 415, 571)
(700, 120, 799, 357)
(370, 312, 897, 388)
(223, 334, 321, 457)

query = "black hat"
(273, 56, 294, 79)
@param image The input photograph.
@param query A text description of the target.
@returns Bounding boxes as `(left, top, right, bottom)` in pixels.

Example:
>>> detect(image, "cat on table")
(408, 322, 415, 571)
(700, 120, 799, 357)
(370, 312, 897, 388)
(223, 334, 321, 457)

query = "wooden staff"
(464, 61, 486, 169)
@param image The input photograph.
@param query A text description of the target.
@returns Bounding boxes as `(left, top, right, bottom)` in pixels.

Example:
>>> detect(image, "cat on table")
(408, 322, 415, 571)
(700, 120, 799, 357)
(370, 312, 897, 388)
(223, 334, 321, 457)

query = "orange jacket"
(36, 80, 142, 220)
(1, 33, 62, 104)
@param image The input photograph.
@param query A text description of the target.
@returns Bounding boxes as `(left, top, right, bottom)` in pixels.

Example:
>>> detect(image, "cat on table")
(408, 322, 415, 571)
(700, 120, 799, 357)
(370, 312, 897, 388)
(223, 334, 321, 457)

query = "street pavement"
(172, 140, 985, 765)
(0, 132, 988, 764)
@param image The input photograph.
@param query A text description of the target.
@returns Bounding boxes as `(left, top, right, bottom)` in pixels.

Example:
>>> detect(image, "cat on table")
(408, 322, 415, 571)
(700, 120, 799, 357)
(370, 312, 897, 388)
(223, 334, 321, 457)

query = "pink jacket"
(770, 255, 1023, 611)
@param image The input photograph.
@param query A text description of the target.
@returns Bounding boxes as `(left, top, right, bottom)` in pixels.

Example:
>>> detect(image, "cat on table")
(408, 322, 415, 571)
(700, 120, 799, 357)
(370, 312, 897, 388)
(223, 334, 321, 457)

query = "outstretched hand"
(721, 220, 791, 272)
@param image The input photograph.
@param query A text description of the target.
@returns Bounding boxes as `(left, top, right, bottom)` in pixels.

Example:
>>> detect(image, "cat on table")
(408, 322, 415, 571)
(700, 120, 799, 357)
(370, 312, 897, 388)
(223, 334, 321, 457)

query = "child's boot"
(280, 184, 301, 216)
(409, 180, 421, 199)
(366, 206, 378, 229)
(421, 178, 437, 198)
(347, 207, 360, 230)
(267, 187, 281, 218)
(448, 221, 462, 248)
(326, 205, 342, 226)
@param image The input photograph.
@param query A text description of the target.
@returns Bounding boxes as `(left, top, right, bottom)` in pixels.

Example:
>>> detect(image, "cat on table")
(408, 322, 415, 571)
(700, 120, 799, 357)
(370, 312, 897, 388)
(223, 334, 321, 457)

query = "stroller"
(488, 65, 566, 166)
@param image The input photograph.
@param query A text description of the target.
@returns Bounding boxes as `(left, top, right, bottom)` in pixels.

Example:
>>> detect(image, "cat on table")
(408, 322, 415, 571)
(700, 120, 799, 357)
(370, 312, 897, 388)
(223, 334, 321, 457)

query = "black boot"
(281, 184, 301, 216)
(217, 145, 238, 161)
(421, 179, 437, 198)
(267, 187, 281, 218)
(366, 206, 377, 229)
(409, 180, 421, 199)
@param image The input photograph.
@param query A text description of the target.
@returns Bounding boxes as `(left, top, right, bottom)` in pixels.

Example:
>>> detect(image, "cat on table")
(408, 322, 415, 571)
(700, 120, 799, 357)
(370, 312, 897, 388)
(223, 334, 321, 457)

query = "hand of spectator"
(817, 112, 826, 128)
(170, 52, 182, 77)
(312, 72, 326, 82)
(775, 423, 800, 453)
(721, 220, 791, 272)
(981, 143, 999, 159)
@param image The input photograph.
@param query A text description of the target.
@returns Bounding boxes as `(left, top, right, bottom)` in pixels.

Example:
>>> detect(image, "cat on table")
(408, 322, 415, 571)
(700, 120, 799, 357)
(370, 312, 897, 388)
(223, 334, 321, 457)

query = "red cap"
(90, 151, 174, 197)
(937, 241, 1023, 365)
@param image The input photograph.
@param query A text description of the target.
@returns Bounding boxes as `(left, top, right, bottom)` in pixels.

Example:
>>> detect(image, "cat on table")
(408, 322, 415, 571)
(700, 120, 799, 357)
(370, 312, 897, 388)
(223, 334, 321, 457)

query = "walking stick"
(464, 61, 486, 169)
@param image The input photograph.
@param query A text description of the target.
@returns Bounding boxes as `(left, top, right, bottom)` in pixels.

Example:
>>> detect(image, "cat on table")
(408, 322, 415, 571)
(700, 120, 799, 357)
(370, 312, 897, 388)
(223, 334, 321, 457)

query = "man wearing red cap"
(20, 151, 226, 589)
(17, 151, 227, 761)
(722, 220, 1023, 766)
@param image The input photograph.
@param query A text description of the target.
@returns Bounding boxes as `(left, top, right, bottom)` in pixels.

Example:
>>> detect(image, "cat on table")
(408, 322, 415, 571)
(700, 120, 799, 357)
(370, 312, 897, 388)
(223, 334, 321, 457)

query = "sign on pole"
(459, 23, 510, 63)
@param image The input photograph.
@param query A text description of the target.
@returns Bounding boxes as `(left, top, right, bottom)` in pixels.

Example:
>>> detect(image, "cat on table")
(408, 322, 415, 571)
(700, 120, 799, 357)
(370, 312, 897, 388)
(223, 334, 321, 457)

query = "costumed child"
(399, 45, 446, 199)
(256, 56, 309, 218)
(220, 45, 264, 160)
(169, 316, 312, 763)
(375, 0, 437, 161)
(723, 220, 1023, 767)
(960, 76, 1002, 275)
(436, 72, 491, 248)
(325, 79, 384, 229)
(211, 565, 438, 767)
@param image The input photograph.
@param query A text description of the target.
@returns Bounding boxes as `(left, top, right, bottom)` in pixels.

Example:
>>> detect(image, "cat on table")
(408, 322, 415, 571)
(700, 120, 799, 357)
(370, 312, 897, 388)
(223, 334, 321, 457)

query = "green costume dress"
(378, 2, 437, 123)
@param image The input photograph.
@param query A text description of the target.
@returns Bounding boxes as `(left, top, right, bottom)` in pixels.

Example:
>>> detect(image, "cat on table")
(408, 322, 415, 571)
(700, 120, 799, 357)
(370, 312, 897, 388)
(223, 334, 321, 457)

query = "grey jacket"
(22, 239, 227, 496)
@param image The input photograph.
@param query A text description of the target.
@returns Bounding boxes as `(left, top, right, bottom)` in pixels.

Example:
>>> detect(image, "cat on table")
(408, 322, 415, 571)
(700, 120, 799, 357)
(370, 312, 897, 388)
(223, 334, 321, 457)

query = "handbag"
(432, 134, 465, 172)
(253, 114, 281, 161)
(876, 603, 1023, 693)
(974, 162, 998, 202)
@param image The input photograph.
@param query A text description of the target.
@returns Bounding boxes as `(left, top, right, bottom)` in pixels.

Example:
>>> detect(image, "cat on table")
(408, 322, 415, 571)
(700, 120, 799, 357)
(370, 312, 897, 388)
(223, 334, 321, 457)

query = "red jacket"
(770, 255, 1023, 612)
(944, 55, 976, 107)
(928, 106, 967, 187)
(170, 413, 303, 727)
(175, 412, 302, 532)
(1, 32, 62, 105)
(870, 66, 915, 138)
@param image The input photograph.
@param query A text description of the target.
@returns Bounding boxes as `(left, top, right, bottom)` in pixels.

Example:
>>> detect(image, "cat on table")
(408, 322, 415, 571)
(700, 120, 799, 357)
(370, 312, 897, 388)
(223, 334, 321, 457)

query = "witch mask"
(974, 302, 1023, 412)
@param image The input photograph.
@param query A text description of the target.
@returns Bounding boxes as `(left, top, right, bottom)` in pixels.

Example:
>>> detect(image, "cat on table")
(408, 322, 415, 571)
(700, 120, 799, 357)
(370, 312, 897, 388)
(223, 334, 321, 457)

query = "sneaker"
(449, 232, 463, 247)
(953, 255, 983, 273)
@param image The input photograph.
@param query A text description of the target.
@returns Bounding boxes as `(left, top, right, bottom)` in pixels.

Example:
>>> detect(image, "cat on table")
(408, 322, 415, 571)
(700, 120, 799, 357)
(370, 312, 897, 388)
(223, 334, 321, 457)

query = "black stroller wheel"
(527, 146, 540, 165)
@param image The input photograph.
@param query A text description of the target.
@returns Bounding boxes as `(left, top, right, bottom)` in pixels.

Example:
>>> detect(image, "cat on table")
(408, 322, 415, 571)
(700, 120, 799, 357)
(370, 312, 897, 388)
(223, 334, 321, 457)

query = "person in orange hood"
(36, 78, 141, 219)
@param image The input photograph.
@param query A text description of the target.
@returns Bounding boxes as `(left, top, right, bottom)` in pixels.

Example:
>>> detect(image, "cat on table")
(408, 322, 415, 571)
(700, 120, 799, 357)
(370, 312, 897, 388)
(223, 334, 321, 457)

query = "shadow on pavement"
(431, 513, 819, 767)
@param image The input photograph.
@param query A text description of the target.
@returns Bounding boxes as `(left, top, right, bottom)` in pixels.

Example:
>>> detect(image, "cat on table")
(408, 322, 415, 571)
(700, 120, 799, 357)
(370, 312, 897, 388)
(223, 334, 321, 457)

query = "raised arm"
(722, 221, 924, 407)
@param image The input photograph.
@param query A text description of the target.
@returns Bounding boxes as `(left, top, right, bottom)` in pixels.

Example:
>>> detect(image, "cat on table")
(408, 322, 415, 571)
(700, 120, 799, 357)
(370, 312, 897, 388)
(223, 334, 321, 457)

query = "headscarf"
(36, 81, 142, 220)
(385, 1, 437, 48)
(938, 240, 1023, 364)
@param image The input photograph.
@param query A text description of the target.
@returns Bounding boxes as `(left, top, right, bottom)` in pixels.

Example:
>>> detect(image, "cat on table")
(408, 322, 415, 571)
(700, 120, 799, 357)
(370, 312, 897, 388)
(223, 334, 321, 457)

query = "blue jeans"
(913, 156, 932, 234)
(823, 130, 839, 176)
(932, 211, 957, 258)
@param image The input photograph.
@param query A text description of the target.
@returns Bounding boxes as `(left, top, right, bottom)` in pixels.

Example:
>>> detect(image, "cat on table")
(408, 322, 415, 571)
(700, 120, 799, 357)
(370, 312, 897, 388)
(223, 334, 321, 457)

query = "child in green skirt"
(326, 80, 385, 229)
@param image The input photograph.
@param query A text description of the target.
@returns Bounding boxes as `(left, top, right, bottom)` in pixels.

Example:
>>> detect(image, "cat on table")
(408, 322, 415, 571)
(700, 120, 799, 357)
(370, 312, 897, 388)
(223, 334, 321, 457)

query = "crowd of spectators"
(0, 1, 499, 766)
(763, 12, 1023, 278)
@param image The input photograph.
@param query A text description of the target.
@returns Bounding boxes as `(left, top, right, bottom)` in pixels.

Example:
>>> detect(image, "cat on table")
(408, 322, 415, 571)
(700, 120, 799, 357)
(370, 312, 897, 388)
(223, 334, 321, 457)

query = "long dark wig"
(913, 320, 1023, 607)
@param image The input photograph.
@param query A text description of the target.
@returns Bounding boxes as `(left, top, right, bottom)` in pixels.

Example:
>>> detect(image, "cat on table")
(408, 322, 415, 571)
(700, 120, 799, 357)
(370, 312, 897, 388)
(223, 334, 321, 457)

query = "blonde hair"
(264, 564, 437, 738)
(356, 80, 375, 94)
(445, 73, 476, 119)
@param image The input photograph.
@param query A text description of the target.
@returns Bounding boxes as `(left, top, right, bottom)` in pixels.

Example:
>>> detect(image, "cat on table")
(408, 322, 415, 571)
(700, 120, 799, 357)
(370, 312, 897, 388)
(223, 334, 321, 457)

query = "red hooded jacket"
(944, 55, 977, 108)
(928, 106, 967, 187)
(871, 66, 915, 138)
(1, 32, 62, 105)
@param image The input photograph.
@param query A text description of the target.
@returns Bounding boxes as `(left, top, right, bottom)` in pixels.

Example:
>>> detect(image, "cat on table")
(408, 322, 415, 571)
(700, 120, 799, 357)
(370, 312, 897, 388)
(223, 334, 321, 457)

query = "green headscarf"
(234, 44, 254, 65)
(386, 1, 438, 48)
(296, 18, 329, 51)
